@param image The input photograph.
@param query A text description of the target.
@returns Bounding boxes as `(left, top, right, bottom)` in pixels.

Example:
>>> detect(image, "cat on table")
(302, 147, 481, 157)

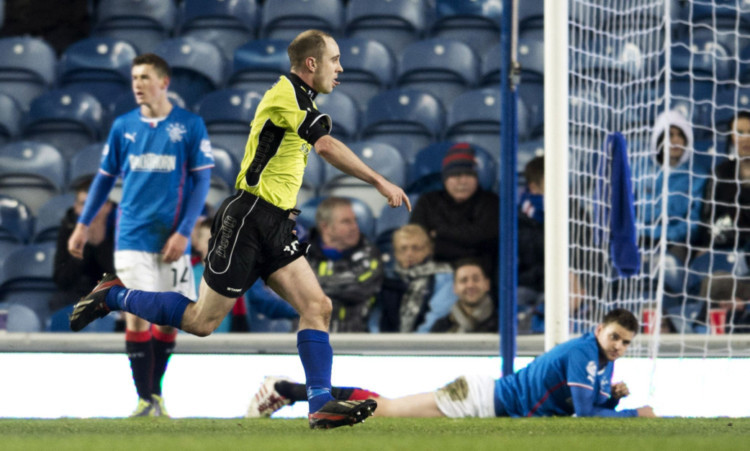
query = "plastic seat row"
(89, 0, 518, 58)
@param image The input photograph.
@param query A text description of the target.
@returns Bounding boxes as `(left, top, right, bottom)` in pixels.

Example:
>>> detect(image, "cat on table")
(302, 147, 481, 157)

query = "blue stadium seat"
(195, 89, 260, 163)
(68, 142, 105, 190)
(335, 38, 395, 111)
(687, 250, 749, 293)
(672, 37, 732, 81)
(297, 195, 376, 239)
(261, 0, 343, 40)
(0, 92, 22, 146)
(687, 0, 750, 35)
(517, 38, 544, 85)
(406, 141, 497, 194)
(446, 88, 507, 153)
(0, 37, 56, 110)
(0, 302, 41, 333)
(0, 242, 57, 322)
(397, 38, 479, 107)
(178, 0, 259, 59)
(47, 304, 117, 332)
(57, 37, 137, 111)
(205, 146, 238, 209)
(93, 0, 177, 53)
(431, 0, 502, 56)
(362, 88, 445, 163)
(517, 139, 544, 176)
(0, 141, 65, 215)
(345, 0, 426, 56)
(481, 43, 501, 88)
(228, 39, 290, 93)
(21, 88, 104, 161)
(0, 194, 32, 244)
(298, 150, 324, 207)
(518, 84, 543, 139)
(314, 90, 360, 141)
(320, 140, 406, 216)
(31, 193, 76, 244)
(572, 39, 646, 83)
(154, 37, 227, 110)
(517, 0, 543, 39)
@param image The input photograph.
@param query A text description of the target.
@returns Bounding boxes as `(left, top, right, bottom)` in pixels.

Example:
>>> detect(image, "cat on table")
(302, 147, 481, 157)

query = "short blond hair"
(287, 29, 332, 71)
(392, 224, 433, 253)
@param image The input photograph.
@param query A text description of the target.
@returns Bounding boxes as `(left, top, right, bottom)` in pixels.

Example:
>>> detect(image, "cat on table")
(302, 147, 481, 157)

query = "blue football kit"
(84, 106, 214, 254)
(495, 332, 638, 417)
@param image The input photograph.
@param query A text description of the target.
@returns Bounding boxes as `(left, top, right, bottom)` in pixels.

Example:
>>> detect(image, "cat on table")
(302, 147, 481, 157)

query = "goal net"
(559, 0, 750, 359)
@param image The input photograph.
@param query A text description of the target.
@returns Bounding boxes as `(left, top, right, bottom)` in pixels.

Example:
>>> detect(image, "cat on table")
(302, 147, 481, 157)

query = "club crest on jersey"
(300, 142, 311, 155)
(167, 122, 187, 143)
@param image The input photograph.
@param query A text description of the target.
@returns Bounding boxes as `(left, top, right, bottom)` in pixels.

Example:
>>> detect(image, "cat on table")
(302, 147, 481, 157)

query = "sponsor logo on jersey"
(124, 132, 137, 143)
(128, 153, 176, 172)
(586, 361, 596, 384)
(167, 122, 187, 143)
(200, 139, 214, 160)
(284, 239, 300, 255)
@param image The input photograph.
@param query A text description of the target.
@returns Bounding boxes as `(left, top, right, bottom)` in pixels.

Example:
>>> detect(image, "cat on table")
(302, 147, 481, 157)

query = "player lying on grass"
(248, 308, 657, 418)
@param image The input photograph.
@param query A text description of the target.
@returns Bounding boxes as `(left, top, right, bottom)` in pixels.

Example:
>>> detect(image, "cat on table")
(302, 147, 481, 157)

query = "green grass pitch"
(1, 417, 747, 450)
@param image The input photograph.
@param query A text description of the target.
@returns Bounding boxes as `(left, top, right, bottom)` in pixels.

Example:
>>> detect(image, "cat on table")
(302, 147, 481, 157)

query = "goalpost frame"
(543, 0, 570, 350)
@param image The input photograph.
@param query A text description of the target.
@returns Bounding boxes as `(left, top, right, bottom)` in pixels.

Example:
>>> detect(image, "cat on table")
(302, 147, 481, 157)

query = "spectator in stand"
(307, 197, 383, 332)
(699, 110, 750, 251)
(378, 224, 456, 333)
(410, 143, 499, 278)
(52, 176, 116, 313)
(430, 258, 497, 333)
(636, 109, 705, 263)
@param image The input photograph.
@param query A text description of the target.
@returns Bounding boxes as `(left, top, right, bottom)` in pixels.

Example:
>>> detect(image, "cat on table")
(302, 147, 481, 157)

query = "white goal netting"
(565, 0, 750, 358)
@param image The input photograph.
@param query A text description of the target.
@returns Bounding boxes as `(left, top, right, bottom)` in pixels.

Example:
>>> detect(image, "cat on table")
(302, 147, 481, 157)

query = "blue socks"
(297, 329, 334, 412)
(105, 286, 190, 329)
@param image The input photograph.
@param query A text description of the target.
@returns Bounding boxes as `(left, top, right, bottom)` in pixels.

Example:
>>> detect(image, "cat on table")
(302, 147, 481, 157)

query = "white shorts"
(434, 375, 497, 418)
(115, 250, 196, 301)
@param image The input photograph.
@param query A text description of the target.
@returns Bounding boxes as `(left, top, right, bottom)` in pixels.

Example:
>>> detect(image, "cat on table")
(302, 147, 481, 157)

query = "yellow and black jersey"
(235, 74, 332, 210)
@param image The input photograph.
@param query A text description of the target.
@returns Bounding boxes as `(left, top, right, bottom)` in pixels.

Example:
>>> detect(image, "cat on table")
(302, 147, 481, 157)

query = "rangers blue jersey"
(100, 106, 214, 253)
(495, 332, 638, 417)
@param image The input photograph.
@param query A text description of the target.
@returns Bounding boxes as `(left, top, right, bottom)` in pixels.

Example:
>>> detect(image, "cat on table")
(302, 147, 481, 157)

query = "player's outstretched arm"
(314, 135, 411, 211)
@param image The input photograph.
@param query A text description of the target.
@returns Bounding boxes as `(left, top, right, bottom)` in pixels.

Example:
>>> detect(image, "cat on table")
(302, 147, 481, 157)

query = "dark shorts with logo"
(203, 190, 309, 298)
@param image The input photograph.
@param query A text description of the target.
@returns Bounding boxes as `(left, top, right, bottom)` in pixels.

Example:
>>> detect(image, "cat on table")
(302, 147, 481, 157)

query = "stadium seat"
(686, 250, 749, 293)
(297, 150, 324, 208)
(57, 37, 137, 111)
(430, 0, 503, 56)
(518, 84, 543, 139)
(261, 0, 344, 40)
(361, 88, 445, 163)
(154, 37, 227, 110)
(177, 0, 259, 59)
(517, 0, 543, 39)
(93, 0, 177, 53)
(672, 37, 732, 81)
(228, 39, 290, 93)
(375, 193, 416, 240)
(480, 43, 501, 88)
(47, 303, 118, 333)
(396, 38, 479, 107)
(314, 90, 360, 141)
(572, 39, 646, 84)
(195, 89, 260, 163)
(406, 141, 497, 194)
(0, 194, 32, 244)
(21, 89, 105, 161)
(446, 88, 507, 153)
(68, 142, 105, 190)
(344, 0, 426, 56)
(335, 38, 395, 111)
(0, 302, 41, 333)
(320, 141, 406, 216)
(687, 0, 750, 36)
(0, 36, 56, 110)
(0, 141, 65, 215)
(297, 195, 375, 240)
(517, 38, 544, 85)
(31, 193, 76, 244)
(205, 146, 238, 208)
(0, 242, 57, 322)
(0, 92, 22, 146)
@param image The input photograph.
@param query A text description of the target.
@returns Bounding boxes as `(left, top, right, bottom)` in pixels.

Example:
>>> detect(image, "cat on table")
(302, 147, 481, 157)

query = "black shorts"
(203, 190, 310, 298)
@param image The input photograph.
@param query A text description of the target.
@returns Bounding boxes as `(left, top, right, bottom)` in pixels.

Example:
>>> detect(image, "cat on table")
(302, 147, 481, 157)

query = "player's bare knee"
(299, 294, 332, 322)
